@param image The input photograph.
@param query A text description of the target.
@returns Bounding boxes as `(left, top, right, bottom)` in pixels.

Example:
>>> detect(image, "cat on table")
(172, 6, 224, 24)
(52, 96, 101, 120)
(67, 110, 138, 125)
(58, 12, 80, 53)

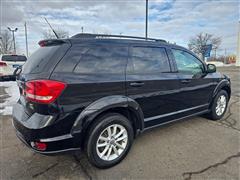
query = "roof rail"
(71, 33, 167, 42)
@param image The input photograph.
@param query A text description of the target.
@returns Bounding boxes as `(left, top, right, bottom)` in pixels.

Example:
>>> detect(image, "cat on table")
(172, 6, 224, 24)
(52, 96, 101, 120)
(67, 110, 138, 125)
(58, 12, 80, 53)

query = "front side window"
(172, 49, 204, 75)
(129, 47, 170, 74)
(74, 46, 127, 74)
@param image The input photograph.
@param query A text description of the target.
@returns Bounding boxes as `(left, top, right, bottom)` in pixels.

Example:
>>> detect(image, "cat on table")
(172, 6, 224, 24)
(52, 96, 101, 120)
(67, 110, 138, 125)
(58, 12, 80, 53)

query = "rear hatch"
(17, 39, 71, 116)
(21, 40, 70, 76)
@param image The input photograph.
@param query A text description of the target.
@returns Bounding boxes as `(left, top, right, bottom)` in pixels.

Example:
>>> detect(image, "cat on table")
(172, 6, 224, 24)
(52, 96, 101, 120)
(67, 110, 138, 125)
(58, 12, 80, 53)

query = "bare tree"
(188, 33, 221, 60)
(42, 28, 69, 39)
(0, 30, 14, 54)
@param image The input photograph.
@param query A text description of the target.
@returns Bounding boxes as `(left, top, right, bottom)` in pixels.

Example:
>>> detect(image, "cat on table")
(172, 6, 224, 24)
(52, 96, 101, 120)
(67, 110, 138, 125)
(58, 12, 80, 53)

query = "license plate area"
(12, 64, 21, 68)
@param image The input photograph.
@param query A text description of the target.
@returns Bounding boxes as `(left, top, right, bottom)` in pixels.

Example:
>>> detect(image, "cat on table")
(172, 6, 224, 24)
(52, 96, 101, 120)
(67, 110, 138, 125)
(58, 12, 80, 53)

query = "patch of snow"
(206, 61, 224, 67)
(0, 81, 20, 115)
(206, 61, 236, 67)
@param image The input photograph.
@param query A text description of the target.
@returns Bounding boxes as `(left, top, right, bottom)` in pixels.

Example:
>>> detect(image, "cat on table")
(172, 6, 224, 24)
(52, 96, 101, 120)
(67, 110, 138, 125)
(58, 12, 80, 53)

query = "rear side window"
(22, 46, 60, 74)
(74, 46, 128, 74)
(128, 47, 170, 74)
(2, 55, 27, 62)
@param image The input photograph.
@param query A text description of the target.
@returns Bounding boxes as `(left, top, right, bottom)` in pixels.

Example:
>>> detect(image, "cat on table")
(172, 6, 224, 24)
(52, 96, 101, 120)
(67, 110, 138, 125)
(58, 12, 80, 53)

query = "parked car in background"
(0, 54, 27, 80)
(12, 34, 231, 168)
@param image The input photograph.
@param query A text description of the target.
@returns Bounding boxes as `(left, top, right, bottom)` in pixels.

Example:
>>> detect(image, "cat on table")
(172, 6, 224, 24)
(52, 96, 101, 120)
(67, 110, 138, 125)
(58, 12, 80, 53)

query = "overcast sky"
(1, 0, 239, 56)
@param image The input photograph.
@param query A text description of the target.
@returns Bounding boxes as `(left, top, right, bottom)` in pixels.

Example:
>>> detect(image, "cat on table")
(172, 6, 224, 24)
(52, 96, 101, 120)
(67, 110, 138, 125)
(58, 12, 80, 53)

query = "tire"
(207, 90, 229, 121)
(85, 113, 134, 168)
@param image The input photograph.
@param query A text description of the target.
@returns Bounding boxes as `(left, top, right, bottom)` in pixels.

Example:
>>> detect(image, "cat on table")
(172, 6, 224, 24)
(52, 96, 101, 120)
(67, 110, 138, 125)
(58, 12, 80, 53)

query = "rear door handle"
(181, 79, 191, 84)
(130, 82, 145, 87)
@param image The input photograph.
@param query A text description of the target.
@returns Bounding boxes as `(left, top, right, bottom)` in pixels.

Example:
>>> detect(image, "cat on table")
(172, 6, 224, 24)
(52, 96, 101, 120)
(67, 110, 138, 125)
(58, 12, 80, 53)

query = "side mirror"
(206, 64, 216, 73)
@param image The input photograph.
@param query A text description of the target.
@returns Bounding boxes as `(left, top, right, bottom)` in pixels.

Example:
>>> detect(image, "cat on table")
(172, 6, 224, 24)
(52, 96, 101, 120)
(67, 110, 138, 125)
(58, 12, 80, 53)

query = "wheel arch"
(210, 79, 231, 108)
(83, 106, 143, 136)
(221, 85, 231, 99)
(71, 96, 144, 146)
(213, 79, 231, 99)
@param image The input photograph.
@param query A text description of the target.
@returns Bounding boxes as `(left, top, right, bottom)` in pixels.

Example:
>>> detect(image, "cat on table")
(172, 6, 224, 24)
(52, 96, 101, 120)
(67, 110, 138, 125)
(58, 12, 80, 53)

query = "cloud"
(0, 0, 238, 55)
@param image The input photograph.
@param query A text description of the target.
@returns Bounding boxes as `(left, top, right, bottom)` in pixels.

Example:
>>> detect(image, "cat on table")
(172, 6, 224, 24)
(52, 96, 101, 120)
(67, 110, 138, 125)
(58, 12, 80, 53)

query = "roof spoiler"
(38, 39, 66, 47)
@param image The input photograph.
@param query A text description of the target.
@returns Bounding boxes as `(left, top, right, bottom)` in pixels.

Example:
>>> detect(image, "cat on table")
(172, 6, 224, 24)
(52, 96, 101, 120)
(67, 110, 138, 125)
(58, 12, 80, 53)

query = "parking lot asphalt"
(0, 66, 239, 180)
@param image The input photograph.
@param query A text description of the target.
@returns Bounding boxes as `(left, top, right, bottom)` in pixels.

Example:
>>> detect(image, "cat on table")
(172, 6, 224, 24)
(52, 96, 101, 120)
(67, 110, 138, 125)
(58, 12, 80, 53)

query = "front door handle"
(181, 79, 191, 84)
(130, 82, 145, 87)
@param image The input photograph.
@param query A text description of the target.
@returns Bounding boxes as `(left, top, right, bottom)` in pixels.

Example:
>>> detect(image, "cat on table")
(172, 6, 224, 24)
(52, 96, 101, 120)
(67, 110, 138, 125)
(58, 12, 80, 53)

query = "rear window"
(22, 46, 60, 74)
(2, 55, 27, 62)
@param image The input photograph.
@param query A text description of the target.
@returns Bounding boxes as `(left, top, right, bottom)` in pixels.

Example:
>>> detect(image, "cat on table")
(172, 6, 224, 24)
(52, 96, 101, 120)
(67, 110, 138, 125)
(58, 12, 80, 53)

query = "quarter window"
(129, 47, 170, 74)
(74, 46, 127, 74)
(172, 49, 204, 75)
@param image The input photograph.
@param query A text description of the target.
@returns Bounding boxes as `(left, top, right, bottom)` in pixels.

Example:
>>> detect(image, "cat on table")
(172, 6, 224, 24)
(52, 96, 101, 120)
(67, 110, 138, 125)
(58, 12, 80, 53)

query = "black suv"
(13, 34, 231, 168)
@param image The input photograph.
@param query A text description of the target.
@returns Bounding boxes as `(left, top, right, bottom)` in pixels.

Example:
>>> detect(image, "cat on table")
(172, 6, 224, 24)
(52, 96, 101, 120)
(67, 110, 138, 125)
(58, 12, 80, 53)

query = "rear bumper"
(0, 75, 16, 81)
(12, 103, 83, 154)
(14, 128, 81, 154)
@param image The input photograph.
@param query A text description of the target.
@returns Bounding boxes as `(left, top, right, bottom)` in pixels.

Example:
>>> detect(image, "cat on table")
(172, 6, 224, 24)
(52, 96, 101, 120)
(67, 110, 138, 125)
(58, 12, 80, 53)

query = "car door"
(51, 44, 128, 109)
(126, 45, 182, 127)
(171, 48, 216, 113)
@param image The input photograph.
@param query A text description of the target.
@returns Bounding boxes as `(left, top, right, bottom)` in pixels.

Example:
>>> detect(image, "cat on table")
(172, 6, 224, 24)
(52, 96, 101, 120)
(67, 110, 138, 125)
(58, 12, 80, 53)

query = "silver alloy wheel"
(216, 95, 227, 116)
(96, 124, 128, 161)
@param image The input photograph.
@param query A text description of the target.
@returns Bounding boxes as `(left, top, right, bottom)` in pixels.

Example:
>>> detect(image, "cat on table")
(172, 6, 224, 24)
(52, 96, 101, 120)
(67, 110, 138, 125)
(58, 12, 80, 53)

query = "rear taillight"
(25, 80, 66, 104)
(0, 61, 7, 66)
(31, 142, 47, 151)
(38, 40, 46, 47)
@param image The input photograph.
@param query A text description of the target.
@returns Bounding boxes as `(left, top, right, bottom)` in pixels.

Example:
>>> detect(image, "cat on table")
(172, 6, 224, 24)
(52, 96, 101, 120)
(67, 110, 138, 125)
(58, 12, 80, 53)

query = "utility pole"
(81, 27, 84, 33)
(214, 49, 217, 60)
(236, 21, 240, 66)
(145, 0, 148, 39)
(7, 27, 18, 54)
(24, 22, 29, 57)
(224, 48, 227, 64)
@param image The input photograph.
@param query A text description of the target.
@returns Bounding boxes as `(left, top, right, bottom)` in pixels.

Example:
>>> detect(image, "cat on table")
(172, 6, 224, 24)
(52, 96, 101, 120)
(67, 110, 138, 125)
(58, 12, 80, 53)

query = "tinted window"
(2, 55, 27, 62)
(172, 49, 204, 75)
(54, 46, 89, 73)
(22, 46, 59, 74)
(129, 47, 170, 74)
(74, 46, 127, 74)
